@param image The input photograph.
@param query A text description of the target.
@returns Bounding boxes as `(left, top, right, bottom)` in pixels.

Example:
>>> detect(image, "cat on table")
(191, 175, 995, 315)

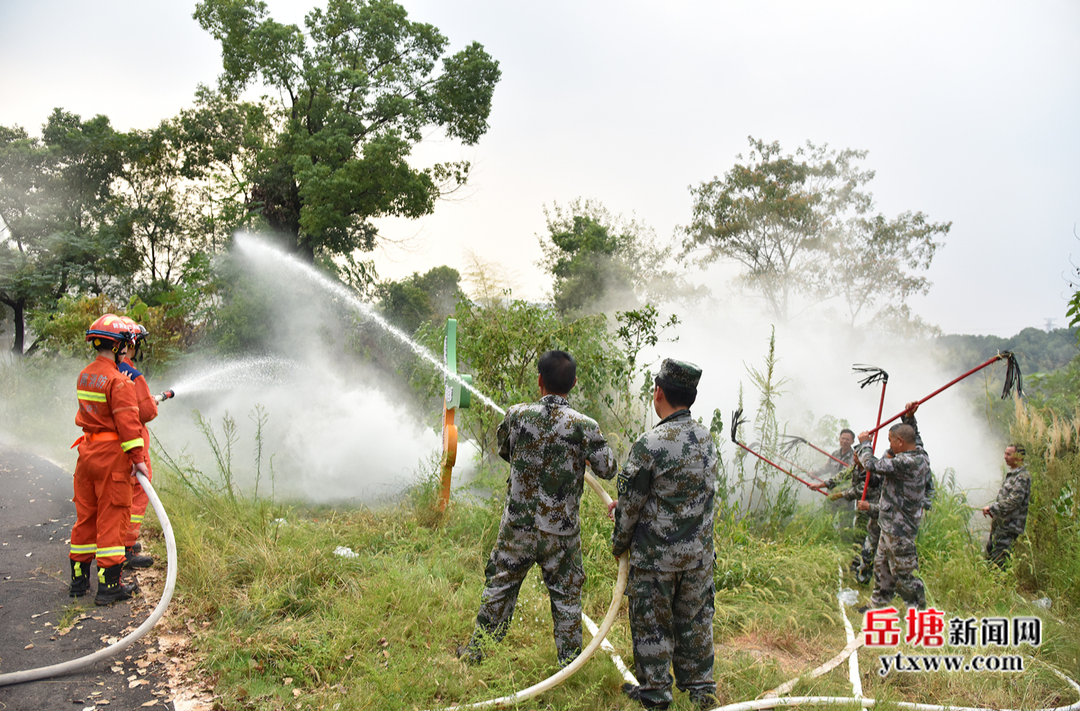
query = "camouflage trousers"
(469, 525, 584, 663)
(855, 517, 881, 582)
(627, 564, 716, 707)
(985, 527, 1020, 568)
(869, 531, 925, 609)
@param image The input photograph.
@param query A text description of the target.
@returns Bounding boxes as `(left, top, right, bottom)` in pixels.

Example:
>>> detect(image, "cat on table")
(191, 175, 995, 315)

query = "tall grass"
(142, 413, 1080, 710)
(126, 348, 1080, 709)
(1010, 400, 1080, 610)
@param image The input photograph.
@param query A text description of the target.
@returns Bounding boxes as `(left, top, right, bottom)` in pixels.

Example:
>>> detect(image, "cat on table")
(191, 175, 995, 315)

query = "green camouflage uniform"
(819, 448, 858, 523)
(467, 394, 615, 664)
(856, 413, 930, 609)
(985, 464, 1031, 566)
(612, 360, 718, 709)
(839, 468, 883, 583)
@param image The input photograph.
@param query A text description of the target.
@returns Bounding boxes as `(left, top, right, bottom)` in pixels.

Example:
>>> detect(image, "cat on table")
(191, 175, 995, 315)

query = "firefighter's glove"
(827, 491, 845, 501)
(118, 361, 143, 381)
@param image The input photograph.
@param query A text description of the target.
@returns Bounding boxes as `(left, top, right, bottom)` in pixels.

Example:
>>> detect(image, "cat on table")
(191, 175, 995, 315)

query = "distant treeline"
(934, 327, 1079, 375)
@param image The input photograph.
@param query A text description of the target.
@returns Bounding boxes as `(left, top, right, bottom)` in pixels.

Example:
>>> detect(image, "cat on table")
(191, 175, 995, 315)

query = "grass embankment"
(134, 441, 1080, 711)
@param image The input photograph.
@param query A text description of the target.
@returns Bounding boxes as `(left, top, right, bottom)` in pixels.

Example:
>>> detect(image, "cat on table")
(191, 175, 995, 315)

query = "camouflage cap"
(655, 358, 702, 390)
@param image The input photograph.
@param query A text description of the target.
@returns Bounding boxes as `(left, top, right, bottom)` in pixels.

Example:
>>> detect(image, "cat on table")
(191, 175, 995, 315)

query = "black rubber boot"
(123, 546, 153, 569)
(622, 683, 670, 710)
(69, 559, 91, 598)
(455, 643, 483, 666)
(95, 565, 137, 606)
(132, 541, 142, 554)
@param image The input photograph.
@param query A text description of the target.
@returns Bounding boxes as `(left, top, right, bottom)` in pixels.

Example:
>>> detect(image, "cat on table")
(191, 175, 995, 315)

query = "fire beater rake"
(731, 410, 826, 495)
(853, 364, 888, 502)
(864, 351, 1024, 440)
(760, 443, 826, 484)
(781, 435, 850, 469)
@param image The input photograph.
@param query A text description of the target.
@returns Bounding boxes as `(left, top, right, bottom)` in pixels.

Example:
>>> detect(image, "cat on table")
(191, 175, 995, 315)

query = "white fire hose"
(423, 472, 629, 710)
(0, 472, 177, 686)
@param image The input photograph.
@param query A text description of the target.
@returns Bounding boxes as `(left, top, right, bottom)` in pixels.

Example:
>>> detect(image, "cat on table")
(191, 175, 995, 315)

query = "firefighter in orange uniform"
(70, 314, 150, 605)
(118, 316, 157, 569)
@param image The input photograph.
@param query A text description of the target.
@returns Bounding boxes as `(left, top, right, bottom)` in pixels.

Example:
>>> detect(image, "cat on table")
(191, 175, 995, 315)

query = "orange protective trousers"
(71, 440, 134, 568)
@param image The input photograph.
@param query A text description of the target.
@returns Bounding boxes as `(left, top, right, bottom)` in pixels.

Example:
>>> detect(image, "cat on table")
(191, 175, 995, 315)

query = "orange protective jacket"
(70, 355, 146, 567)
(120, 355, 158, 545)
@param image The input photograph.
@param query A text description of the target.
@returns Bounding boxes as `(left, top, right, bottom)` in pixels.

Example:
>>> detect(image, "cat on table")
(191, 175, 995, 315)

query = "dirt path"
(0, 445, 210, 711)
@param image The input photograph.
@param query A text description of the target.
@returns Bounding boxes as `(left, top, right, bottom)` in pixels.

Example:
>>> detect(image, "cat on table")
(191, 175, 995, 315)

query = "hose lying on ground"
(0, 472, 177, 687)
(424, 471, 629, 711)
(731, 564, 1080, 711)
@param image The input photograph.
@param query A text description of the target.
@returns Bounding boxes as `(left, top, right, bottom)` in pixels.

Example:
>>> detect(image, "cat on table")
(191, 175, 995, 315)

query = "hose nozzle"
(156, 389, 175, 403)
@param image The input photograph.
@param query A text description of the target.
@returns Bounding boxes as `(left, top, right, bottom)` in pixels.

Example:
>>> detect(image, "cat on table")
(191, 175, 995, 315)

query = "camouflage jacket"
(854, 414, 930, 539)
(818, 448, 856, 489)
(987, 465, 1031, 536)
(611, 409, 718, 572)
(840, 467, 882, 505)
(497, 394, 616, 536)
(845, 451, 933, 514)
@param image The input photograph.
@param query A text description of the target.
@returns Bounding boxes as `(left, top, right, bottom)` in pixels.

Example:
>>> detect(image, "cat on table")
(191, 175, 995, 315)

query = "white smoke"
(634, 265, 1005, 509)
(146, 235, 464, 505)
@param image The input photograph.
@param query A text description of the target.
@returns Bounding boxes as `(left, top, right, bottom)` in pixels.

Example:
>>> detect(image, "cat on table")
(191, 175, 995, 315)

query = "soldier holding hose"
(610, 359, 719, 711)
(459, 350, 616, 668)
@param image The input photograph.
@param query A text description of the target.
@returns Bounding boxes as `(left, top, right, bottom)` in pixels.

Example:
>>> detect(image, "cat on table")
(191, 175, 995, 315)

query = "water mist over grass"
(153, 361, 443, 504)
(148, 233, 506, 505)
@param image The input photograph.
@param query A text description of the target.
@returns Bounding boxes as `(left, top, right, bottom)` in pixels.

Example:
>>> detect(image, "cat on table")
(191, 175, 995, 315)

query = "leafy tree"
(193, 0, 501, 262)
(539, 198, 690, 315)
(0, 111, 129, 355)
(377, 265, 461, 334)
(0, 124, 54, 355)
(173, 86, 276, 249)
(113, 122, 216, 292)
(681, 137, 948, 328)
(1025, 353, 1080, 413)
(934, 326, 1079, 376)
(830, 211, 945, 330)
(415, 295, 625, 457)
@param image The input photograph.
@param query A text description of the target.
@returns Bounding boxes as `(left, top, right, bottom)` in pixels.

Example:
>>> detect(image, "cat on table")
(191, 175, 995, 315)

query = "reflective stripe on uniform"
(77, 390, 107, 402)
(121, 437, 145, 451)
(95, 546, 125, 559)
(70, 543, 97, 555)
(130, 513, 144, 523)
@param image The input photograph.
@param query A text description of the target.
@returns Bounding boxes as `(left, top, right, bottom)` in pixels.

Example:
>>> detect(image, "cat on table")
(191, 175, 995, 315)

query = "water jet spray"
(233, 234, 504, 414)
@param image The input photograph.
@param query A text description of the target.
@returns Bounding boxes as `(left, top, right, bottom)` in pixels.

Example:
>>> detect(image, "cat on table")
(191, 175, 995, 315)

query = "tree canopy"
(538, 198, 690, 316)
(0, 111, 133, 354)
(680, 137, 949, 330)
(193, 0, 501, 261)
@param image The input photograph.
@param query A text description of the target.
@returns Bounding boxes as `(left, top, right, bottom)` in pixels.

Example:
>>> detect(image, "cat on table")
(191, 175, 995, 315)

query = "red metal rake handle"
(864, 352, 1022, 439)
(732, 411, 826, 495)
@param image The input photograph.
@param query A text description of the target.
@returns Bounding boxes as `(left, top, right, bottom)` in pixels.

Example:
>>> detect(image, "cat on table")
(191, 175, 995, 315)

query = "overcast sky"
(2, 0, 1078, 337)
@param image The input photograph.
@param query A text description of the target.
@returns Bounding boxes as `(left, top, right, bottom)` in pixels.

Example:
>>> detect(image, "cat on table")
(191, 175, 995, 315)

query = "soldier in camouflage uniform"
(827, 465, 883, 584)
(982, 444, 1031, 567)
(813, 429, 859, 527)
(814, 430, 857, 492)
(855, 402, 930, 611)
(460, 350, 616, 667)
(610, 359, 718, 710)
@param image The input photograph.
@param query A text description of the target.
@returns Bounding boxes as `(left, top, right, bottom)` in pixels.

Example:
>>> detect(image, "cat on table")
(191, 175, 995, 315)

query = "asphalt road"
(0, 445, 179, 710)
